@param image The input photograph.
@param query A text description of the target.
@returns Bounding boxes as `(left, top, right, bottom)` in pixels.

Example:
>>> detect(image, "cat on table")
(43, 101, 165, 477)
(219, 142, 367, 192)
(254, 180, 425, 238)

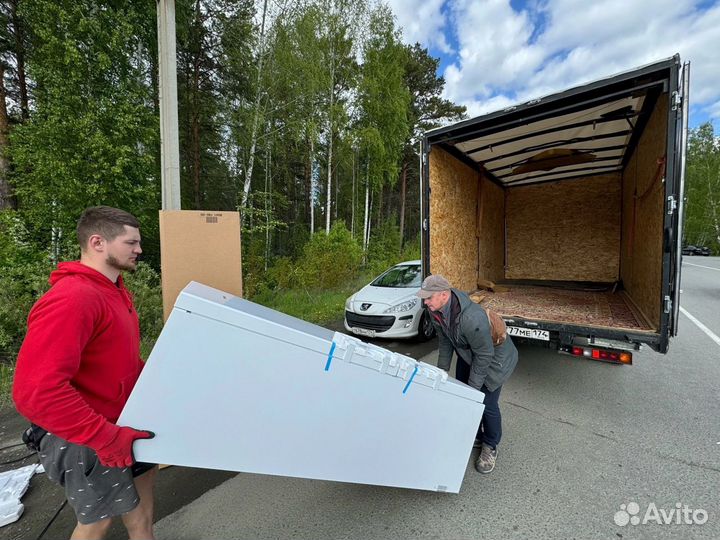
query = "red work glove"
(96, 426, 155, 468)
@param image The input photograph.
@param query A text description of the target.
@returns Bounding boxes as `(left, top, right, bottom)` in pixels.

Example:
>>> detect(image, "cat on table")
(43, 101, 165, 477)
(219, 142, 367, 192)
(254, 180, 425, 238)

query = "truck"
(420, 55, 690, 363)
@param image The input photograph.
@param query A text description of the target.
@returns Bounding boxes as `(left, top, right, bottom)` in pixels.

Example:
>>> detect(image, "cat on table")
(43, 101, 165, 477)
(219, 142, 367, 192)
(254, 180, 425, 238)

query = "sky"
(385, 0, 720, 129)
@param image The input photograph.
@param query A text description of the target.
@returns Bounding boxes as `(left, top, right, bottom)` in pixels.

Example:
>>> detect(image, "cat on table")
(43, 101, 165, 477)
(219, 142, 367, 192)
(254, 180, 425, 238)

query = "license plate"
(507, 326, 550, 341)
(351, 327, 376, 338)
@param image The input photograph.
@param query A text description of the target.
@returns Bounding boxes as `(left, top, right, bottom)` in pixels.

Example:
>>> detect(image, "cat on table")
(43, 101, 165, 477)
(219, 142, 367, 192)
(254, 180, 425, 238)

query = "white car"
(344, 260, 435, 340)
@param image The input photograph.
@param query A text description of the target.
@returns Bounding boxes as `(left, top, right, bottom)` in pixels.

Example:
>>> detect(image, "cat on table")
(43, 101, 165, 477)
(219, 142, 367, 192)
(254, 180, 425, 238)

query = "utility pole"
(157, 0, 181, 210)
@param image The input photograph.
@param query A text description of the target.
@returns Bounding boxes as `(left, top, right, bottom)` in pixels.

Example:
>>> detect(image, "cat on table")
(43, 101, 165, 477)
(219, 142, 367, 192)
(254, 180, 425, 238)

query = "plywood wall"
(477, 174, 505, 284)
(505, 174, 622, 282)
(620, 94, 668, 329)
(428, 147, 479, 291)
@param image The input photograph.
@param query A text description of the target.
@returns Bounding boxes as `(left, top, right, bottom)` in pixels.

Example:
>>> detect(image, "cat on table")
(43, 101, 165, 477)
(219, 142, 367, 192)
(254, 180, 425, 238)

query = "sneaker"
(472, 438, 482, 449)
(475, 443, 497, 474)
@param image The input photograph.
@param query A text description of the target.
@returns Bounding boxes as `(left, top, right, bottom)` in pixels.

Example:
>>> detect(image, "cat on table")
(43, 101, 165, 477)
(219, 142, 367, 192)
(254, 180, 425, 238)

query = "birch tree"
(355, 5, 409, 249)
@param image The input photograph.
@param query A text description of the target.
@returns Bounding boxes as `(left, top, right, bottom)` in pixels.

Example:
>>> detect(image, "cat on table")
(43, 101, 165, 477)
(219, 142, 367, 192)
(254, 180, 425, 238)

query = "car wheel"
(416, 310, 436, 341)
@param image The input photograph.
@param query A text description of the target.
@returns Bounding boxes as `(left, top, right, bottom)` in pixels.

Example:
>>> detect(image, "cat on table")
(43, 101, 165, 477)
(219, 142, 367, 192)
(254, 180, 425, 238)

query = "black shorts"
(38, 432, 155, 524)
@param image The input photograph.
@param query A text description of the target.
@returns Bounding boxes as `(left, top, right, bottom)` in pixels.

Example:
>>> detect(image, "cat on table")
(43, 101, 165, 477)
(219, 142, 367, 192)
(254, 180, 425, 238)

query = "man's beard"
(107, 254, 137, 272)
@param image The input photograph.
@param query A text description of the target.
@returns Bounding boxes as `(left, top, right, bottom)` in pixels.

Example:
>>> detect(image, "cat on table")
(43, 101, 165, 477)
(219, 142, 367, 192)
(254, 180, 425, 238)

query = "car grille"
(345, 311, 395, 332)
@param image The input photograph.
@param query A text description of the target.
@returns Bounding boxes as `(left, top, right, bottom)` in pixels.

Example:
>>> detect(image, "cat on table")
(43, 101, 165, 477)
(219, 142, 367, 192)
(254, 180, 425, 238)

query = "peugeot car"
(344, 260, 435, 340)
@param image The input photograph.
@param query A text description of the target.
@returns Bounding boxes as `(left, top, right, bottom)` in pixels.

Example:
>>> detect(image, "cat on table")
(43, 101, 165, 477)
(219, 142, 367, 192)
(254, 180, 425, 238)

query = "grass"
(0, 362, 14, 407)
(251, 274, 372, 326)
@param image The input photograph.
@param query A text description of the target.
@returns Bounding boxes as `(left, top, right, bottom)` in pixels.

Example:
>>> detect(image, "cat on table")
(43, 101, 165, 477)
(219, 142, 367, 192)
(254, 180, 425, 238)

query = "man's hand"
(96, 426, 155, 468)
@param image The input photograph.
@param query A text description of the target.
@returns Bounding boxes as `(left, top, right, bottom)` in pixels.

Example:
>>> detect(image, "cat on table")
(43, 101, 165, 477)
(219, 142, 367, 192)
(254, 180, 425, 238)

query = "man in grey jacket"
(417, 274, 518, 474)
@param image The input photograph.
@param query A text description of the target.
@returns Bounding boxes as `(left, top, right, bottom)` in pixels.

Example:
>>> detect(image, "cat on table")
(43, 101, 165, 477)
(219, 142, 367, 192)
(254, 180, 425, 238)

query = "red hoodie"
(13, 261, 144, 451)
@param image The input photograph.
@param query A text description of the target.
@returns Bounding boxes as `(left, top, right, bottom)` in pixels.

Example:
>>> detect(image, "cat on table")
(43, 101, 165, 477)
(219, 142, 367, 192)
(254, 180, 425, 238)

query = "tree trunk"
(306, 136, 313, 235)
(334, 161, 339, 221)
(325, 50, 335, 234)
(264, 133, 271, 270)
(399, 162, 407, 247)
(240, 0, 269, 223)
(367, 191, 373, 250)
(191, 49, 201, 207)
(0, 63, 14, 209)
(325, 102, 333, 234)
(376, 182, 383, 230)
(10, 1, 28, 120)
(351, 149, 355, 237)
(363, 161, 370, 251)
(310, 138, 315, 235)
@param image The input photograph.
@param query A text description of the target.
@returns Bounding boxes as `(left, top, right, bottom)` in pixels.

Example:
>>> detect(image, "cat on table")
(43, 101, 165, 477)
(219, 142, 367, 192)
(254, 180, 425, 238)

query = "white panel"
(466, 120, 630, 164)
(487, 143, 629, 173)
(455, 95, 644, 157)
(119, 282, 485, 493)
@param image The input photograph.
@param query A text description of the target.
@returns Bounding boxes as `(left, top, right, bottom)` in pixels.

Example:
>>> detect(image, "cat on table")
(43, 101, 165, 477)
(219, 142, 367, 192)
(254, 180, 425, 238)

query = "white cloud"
(384, 0, 452, 53)
(424, 0, 720, 125)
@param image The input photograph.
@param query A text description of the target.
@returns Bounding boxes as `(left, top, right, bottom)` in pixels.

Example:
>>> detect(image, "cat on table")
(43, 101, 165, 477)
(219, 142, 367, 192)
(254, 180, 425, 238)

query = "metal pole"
(157, 0, 181, 210)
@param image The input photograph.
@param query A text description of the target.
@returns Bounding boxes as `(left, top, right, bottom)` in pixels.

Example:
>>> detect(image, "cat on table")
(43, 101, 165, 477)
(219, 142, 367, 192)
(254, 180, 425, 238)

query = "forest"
(0, 1, 717, 392)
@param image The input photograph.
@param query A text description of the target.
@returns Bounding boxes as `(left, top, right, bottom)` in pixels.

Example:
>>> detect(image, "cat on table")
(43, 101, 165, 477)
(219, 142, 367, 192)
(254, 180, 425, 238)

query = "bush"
(123, 262, 164, 359)
(0, 259, 53, 364)
(265, 256, 300, 290)
(0, 212, 54, 363)
(297, 222, 363, 289)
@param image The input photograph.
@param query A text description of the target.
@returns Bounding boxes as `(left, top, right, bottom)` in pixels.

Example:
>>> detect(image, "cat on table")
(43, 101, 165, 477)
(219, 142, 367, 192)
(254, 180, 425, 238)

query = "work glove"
(96, 426, 155, 468)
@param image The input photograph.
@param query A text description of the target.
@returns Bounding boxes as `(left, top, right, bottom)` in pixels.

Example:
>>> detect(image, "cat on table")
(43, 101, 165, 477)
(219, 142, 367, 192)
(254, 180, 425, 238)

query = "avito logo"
(614, 502, 708, 527)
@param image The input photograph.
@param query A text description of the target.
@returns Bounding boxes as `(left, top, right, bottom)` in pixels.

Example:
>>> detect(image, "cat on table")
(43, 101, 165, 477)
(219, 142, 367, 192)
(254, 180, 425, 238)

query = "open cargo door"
(669, 61, 690, 339)
(422, 55, 685, 354)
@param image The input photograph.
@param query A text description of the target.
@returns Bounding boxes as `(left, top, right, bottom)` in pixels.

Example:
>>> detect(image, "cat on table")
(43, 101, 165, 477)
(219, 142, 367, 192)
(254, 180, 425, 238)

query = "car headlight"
(383, 298, 418, 314)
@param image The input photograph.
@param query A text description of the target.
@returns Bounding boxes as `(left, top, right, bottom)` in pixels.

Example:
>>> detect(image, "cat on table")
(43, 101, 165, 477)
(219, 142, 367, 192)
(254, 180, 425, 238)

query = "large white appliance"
(119, 282, 484, 493)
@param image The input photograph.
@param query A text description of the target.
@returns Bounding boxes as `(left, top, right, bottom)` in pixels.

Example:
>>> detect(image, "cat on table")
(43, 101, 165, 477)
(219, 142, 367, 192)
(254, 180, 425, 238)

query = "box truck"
(421, 56, 690, 362)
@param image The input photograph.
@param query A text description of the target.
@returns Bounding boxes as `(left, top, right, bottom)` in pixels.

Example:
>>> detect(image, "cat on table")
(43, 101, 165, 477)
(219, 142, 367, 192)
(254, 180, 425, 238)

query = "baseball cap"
(416, 274, 452, 298)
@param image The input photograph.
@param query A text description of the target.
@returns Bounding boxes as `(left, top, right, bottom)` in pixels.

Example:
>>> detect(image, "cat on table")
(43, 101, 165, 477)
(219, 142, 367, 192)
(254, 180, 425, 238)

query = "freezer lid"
(172, 283, 485, 404)
(174, 281, 335, 354)
(331, 332, 485, 404)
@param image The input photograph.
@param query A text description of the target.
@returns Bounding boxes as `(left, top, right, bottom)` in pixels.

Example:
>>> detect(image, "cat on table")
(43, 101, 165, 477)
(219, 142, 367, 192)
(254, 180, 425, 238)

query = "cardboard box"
(159, 210, 242, 321)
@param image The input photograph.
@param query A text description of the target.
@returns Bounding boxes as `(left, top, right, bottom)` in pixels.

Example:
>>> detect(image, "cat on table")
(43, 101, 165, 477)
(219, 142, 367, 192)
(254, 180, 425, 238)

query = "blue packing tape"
(403, 365, 419, 394)
(324, 342, 336, 371)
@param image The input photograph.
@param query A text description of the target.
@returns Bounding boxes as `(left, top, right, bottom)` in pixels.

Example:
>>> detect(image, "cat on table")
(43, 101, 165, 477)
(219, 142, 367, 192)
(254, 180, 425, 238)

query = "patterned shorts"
(38, 432, 155, 524)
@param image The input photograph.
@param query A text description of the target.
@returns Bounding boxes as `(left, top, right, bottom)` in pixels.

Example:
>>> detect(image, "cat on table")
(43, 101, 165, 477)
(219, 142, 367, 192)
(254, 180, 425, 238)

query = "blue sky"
(386, 0, 720, 129)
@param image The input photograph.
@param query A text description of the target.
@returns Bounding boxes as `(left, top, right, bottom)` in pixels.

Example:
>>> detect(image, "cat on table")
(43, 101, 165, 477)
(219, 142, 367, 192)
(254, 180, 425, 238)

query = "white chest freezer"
(119, 282, 484, 493)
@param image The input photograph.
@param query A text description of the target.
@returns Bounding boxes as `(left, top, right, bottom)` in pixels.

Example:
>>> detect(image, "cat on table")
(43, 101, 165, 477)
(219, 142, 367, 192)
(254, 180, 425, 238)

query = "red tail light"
(559, 345, 632, 364)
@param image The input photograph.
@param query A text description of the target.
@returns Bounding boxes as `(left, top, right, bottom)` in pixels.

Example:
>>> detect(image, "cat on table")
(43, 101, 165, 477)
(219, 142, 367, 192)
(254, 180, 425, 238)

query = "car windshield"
(371, 264, 422, 288)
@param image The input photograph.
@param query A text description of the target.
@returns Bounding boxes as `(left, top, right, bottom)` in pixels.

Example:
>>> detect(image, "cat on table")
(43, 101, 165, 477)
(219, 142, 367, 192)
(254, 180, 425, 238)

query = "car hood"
(349, 285, 419, 314)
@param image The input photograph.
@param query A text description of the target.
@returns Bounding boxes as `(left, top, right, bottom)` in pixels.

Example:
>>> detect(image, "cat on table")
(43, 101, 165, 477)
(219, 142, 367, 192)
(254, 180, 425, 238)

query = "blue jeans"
(455, 358, 503, 449)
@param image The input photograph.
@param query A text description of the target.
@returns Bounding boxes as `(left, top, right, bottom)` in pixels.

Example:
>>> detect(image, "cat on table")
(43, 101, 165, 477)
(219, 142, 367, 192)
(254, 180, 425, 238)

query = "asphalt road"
(2, 258, 718, 539)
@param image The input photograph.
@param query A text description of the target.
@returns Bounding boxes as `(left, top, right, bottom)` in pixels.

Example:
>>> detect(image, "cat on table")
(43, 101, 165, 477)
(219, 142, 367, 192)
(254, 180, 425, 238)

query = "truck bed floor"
(475, 285, 656, 332)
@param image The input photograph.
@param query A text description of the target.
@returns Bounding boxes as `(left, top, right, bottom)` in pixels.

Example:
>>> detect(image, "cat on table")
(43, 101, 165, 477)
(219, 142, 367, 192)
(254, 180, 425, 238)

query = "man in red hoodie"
(13, 206, 157, 540)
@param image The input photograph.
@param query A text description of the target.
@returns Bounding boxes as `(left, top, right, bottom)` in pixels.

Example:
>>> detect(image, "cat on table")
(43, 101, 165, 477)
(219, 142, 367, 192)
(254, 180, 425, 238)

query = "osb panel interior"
(505, 174, 622, 281)
(475, 285, 654, 332)
(477, 175, 505, 284)
(429, 146, 478, 290)
(620, 94, 668, 329)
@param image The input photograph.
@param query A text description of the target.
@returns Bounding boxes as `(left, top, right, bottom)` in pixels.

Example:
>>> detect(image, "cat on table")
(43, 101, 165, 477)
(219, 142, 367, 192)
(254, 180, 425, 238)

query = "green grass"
(0, 363, 14, 407)
(251, 275, 371, 326)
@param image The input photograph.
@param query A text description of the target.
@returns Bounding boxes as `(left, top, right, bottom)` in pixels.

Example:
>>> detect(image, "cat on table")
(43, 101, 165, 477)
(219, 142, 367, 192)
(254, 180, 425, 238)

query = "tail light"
(559, 345, 632, 364)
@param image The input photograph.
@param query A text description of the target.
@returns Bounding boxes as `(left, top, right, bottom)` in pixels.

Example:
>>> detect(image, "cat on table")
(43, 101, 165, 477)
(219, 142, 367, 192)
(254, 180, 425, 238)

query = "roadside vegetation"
(1, 1, 717, 405)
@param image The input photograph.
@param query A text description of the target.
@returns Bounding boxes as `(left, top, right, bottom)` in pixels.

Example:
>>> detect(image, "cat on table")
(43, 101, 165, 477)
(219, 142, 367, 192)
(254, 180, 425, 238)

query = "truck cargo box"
(421, 56, 689, 356)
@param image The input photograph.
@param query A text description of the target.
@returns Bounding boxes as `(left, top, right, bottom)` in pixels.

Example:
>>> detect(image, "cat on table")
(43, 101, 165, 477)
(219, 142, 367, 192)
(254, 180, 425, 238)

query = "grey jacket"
(430, 288, 518, 392)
